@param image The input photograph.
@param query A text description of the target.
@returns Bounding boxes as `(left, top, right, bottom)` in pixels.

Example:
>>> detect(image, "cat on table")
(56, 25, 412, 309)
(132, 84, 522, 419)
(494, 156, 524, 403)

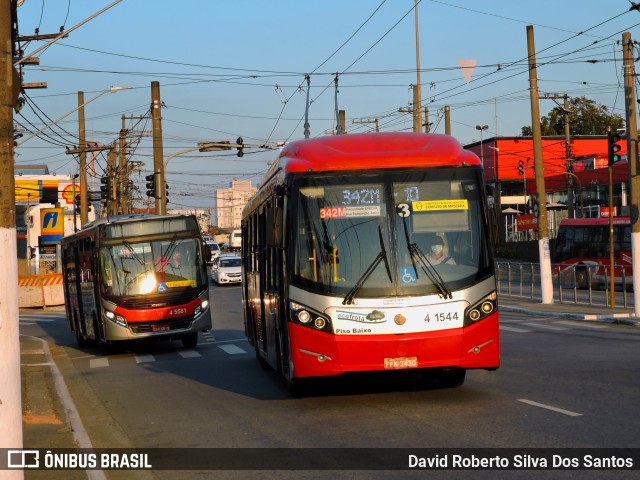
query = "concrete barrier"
(18, 274, 65, 309)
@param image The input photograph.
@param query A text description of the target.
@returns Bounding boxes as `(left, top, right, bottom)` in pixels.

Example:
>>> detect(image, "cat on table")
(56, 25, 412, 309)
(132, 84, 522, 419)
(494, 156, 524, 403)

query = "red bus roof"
(559, 217, 630, 226)
(276, 132, 481, 174)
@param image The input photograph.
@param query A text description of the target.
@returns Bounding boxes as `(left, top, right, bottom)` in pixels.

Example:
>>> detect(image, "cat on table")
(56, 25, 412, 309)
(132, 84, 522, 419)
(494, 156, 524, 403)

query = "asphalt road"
(17, 284, 640, 480)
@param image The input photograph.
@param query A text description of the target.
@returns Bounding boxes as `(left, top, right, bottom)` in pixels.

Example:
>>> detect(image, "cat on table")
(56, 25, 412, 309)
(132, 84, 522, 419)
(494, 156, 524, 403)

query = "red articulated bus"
(553, 216, 632, 289)
(241, 132, 499, 391)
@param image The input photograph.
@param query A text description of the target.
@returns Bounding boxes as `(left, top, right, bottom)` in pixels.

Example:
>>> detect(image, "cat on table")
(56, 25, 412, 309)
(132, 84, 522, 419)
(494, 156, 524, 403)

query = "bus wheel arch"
(575, 264, 589, 289)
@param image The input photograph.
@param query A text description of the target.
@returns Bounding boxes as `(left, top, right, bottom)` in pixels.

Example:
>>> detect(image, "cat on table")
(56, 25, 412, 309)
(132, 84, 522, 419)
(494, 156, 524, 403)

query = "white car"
(205, 241, 221, 265)
(211, 255, 242, 285)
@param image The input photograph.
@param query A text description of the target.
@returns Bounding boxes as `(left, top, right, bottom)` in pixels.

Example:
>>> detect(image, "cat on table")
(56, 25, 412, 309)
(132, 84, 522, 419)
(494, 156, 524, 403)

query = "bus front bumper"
(288, 316, 499, 379)
(103, 308, 212, 341)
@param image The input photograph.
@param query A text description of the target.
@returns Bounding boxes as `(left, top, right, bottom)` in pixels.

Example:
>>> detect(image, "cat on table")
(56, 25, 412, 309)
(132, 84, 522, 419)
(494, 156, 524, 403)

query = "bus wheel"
(181, 332, 198, 349)
(255, 348, 271, 371)
(438, 369, 466, 388)
(74, 316, 88, 349)
(286, 378, 307, 398)
(575, 267, 588, 289)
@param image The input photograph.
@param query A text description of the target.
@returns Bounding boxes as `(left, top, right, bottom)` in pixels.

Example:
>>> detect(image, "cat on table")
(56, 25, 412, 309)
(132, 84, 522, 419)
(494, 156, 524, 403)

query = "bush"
(495, 246, 517, 259)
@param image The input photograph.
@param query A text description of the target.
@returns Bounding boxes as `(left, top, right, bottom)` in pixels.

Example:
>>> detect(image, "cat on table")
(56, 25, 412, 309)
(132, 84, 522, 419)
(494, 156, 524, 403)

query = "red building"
(464, 135, 629, 242)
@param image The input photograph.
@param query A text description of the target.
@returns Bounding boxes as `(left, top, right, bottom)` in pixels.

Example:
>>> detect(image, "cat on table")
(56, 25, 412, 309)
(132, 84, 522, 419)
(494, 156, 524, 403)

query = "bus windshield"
(99, 237, 206, 296)
(291, 169, 492, 298)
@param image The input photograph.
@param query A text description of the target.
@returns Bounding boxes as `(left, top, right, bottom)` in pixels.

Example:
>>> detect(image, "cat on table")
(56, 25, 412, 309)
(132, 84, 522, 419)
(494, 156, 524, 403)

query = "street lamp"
(475, 124, 489, 163)
(16, 86, 133, 147)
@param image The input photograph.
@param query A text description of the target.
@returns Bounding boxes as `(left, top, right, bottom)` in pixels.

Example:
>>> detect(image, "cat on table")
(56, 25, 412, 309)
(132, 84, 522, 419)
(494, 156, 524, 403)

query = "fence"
(496, 262, 634, 308)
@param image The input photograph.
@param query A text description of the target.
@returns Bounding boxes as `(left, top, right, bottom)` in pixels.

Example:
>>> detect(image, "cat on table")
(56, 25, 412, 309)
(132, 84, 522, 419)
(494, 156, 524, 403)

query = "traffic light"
(608, 130, 624, 166)
(236, 136, 244, 157)
(100, 176, 111, 200)
(517, 160, 525, 176)
(74, 194, 81, 213)
(165, 182, 169, 203)
(145, 173, 157, 198)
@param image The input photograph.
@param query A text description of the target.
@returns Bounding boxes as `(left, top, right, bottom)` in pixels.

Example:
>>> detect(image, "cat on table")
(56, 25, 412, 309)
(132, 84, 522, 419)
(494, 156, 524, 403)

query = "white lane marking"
(19, 317, 57, 322)
(522, 322, 570, 331)
(500, 325, 532, 333)
(518, 399, 582, 417)
(20, 334, 108, 480)
(218, 344, 247, 355)
(134, 354, 156, 364)
(89, 358, 109, 368)
(19, 321, 36, 325)
(178, 349, 202, 358)
(557, 320, 607, 329)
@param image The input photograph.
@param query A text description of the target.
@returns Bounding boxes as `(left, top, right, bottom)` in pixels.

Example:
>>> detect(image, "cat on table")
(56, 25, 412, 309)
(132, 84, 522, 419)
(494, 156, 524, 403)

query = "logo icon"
(7, 450, 40, 469)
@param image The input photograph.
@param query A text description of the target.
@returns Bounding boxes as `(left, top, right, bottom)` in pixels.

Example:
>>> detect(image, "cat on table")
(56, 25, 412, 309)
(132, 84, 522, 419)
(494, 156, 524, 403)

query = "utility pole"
(413, 0, 422, 133)
(622, 32, 640, 317)
(107, 145, 117, 216)
(444, 106, 451, 135)
(78, 91, 88, 226)
(1, 0, 24, 468)
(542, 93, 574, 219)
(338, 110, 346, 135)
(151, 81, 166, 214)
(527, 25, 553, 304)
(563, 94, 574, 219)
(118, 115, 127, 214)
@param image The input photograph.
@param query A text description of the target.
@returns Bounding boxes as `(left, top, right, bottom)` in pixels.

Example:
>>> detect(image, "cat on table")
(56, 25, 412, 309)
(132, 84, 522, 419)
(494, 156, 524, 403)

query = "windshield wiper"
(343, 226, 392, 305)
(401, 218, 452, 299)
(123, 240, 146, 266)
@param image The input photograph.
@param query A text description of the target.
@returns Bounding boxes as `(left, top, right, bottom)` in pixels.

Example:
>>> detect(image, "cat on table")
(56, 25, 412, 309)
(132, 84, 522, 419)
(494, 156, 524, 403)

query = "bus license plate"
(384, 356, 418, 370)
(152, 324, 170, 332)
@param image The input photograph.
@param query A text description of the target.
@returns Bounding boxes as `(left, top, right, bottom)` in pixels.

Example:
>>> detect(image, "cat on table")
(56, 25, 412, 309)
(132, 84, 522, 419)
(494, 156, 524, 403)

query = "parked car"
(205, 241, 221, 265)
(211, 255, 242, 285)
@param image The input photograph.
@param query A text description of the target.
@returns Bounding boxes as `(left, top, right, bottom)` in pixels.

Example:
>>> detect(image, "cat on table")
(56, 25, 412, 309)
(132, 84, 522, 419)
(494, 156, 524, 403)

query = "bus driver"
(426, 235, 455, 266)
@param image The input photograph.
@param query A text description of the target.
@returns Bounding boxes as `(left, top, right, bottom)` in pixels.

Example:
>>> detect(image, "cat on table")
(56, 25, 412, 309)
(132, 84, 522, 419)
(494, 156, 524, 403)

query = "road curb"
(499, 305, 640, 327)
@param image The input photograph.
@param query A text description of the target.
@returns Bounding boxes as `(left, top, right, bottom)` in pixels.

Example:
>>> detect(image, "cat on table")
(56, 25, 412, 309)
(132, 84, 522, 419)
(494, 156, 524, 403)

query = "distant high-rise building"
(167, 208, 211, 234)
(213, 179, 256, 229)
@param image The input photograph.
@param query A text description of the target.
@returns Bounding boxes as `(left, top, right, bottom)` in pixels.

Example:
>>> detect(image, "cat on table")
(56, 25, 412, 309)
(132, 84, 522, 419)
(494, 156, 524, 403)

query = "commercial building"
(464, 135, 628, 243)
(213, 179, 257, 229)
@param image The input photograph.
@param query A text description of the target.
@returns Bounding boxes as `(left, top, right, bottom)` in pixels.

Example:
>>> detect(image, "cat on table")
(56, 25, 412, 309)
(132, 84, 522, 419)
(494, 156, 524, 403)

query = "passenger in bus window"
(426, 235, 455, 266)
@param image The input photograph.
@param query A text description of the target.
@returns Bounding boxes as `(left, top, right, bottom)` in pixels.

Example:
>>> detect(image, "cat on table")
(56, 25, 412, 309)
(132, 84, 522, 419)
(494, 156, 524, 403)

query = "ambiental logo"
(336, 310, 386, 324)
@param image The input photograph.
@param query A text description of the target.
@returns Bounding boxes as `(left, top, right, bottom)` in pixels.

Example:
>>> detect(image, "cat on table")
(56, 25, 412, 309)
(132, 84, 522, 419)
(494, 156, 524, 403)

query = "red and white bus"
(241, 132, 499, 390)
(61, 213, 212, 351)
(553, 217, 632, 289)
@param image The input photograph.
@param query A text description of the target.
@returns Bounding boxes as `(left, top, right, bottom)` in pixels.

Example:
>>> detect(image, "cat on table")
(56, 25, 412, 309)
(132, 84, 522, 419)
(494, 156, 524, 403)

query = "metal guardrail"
(495, 262, 633, 308)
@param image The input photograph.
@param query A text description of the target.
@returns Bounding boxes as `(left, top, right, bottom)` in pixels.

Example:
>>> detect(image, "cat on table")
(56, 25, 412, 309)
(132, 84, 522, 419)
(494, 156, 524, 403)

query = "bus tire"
(255, 348, 271, 371)
(286, 378, 307, 398)
(575, 267, 588, 290)
(182, 332, 198, 349)
(74, 315, 88, 349)
(438, 368, 466, 388)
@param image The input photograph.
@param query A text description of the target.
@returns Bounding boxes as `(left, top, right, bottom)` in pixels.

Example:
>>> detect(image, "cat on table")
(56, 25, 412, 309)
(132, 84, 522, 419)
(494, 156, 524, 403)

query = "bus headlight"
(194, 300, 209, 318)
(290, 301, 331, 332)
(104, 310, 127, 327)
(464, 292, 497, 327)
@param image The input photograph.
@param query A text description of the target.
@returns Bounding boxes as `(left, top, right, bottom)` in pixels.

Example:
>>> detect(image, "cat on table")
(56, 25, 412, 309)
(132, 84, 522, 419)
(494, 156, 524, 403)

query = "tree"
(521, 96, 624, 136)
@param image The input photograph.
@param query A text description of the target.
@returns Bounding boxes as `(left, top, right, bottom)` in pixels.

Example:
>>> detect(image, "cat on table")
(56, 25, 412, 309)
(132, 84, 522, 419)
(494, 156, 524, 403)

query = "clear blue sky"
(13, 0, 640, 210)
